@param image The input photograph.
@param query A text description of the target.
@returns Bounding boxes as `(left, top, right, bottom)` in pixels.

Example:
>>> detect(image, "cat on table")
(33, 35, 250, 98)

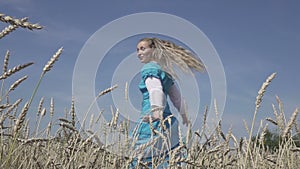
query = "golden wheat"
(0, 24, 18, 39)
(2, 50, 9, 77)
(7, 75, 28, 93)
(282, 108, 299, 139)
(43, 47, 63, 73)
(0, 13, 42, 30)
(36, 97, 44, 116)
(0, 62, 33, 80)
(13, 102, 29, 136)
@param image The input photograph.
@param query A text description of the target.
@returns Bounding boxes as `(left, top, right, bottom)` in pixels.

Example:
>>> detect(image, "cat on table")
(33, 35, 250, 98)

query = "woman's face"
(137, 41, 153, 63)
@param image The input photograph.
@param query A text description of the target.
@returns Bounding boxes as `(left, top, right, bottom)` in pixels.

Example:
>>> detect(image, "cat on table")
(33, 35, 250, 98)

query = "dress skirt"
(130, 116, 180, 168)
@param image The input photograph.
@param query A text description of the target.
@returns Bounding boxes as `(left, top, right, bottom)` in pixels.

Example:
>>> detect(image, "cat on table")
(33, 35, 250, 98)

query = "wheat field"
(1, 13, 300, 169)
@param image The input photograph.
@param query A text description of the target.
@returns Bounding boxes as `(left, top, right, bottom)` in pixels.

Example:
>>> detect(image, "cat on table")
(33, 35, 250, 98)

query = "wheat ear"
(13, 102, 29, 137)
(2, 50, 10, 73)
(70, 97, 76, 127)
(0, 13, 42, 30)
(1, 50, 10, 103)
(245, 72, 276, 167)
(28, 47, 63, 108)
(97, 84, 118, 98)
(266, 117, 278, 126)
(8, 75, 28, 93)
(5, 75, 28, 103)
(5, 99, 22, 115)
(80, 84, 118, 130)
(37, 97, 44, 116)
(0, 62, 33, 80)
(259, 124, 268, 146)
(40, 108, 46, 117)
(276, 96, 286, 132)
(43, 47, 63, 73)
(0, 25, 18, 39)
(50, 97, 54, 117)
(0, 17, 28, 39)
(255, 73, 276, 111)
(282, 108, 299, 139)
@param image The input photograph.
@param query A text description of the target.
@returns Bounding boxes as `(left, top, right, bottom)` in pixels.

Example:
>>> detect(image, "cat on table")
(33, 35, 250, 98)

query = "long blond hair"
(139, 37, 205, 79)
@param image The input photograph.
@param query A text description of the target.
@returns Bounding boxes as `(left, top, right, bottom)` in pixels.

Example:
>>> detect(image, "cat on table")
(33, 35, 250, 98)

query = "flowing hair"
(139, 37, 205, 79)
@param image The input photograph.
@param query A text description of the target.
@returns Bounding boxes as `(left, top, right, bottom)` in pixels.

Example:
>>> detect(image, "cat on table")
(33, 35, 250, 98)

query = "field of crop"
(1, 13, 300, 169)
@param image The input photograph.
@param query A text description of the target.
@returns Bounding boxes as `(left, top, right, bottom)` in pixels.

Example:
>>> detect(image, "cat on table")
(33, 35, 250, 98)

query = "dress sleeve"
(141, 66, 161, 82)
(141, 62, 174, 93)
(145, 77, 165, 107)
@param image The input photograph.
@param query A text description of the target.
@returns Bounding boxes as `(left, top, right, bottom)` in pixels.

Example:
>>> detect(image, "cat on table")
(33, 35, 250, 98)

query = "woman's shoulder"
(140, 62, 162, 80)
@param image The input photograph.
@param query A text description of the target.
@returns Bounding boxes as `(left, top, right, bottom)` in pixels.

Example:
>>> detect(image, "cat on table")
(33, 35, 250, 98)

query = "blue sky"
(1, 0, 300, 138)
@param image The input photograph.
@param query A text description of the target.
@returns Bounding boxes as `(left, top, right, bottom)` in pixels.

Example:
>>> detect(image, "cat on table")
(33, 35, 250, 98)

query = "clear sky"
(1, 0, 300, 138)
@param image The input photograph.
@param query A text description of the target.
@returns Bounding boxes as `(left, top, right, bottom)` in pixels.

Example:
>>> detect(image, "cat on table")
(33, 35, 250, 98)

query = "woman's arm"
(169, 84, 189, 126)
(144, 77, 165, 121)
(145, 77, 165, 108)
(168, 84, 181, 112)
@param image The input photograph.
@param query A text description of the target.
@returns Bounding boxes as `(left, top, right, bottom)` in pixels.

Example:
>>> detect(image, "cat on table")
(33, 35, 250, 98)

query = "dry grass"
(1, 12, 300, 169)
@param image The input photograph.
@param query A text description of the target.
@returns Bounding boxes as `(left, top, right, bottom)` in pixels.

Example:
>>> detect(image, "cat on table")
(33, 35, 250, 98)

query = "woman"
(130, 37, 205, 168)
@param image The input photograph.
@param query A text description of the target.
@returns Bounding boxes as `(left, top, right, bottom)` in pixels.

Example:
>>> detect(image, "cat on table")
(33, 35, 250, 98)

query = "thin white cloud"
(0, 0, 35, 13)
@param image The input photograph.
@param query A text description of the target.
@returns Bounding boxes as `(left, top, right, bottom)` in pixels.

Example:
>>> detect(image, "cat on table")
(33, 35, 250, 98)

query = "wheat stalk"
(0, 103, 10, 110)
(0, 13, 42, 30)
(43, 47, 63, 73)
(13, 102, 29, 137)
(266, 117, 278, 126)
(282, 108, 299, 139)
(0, 62, 33, 80)
(97, 84, 118, 98)
(271, 103, 283, 129)
(7, 75, 28, 93)
(40, 107, 46, 117)
(59, 118, 72, 124)
(50, 97, 54, 117)
(200, 105, 208, 138)
(24, 138, 51, 144)
(0, 17, 28, 39)
(59, 122, 78, 133)
(294, 120, 300, 136)
(243, 119, 250, 135)
(217, 121, 226, 141)
(37, 97, 44, 116)
(28, 47, 64, 108)
(35, 105, 46, 137)
(178, 125, 184, 147)
(108, 106, 119, 128)
(245, 72, 276, 168)
(88, 113, 95, 130)
(259, 124, 268, 146)
(5, 98, 22, 115)
(70, 97, 76, 127)
(2, 50, 10, 73)
(80, 84, 118, 130)
(276, 96, 286, 132)
(0, 25, 17, 39)
(255, 73, 276, 111)
(132, 137, 159, 158)
(46, 121, 52, 137)
(5, 75, 28, 103)
(95, 109, 104, 124)
(0, 112, 8, 129)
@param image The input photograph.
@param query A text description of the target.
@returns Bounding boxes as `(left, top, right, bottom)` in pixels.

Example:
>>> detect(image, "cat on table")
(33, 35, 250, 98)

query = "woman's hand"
(142, 110, 163, 122)
(181, 113, 190, 126)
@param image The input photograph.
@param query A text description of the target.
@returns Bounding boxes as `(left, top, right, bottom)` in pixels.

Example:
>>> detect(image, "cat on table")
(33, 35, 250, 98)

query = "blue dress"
(130, 62, 180, 168)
